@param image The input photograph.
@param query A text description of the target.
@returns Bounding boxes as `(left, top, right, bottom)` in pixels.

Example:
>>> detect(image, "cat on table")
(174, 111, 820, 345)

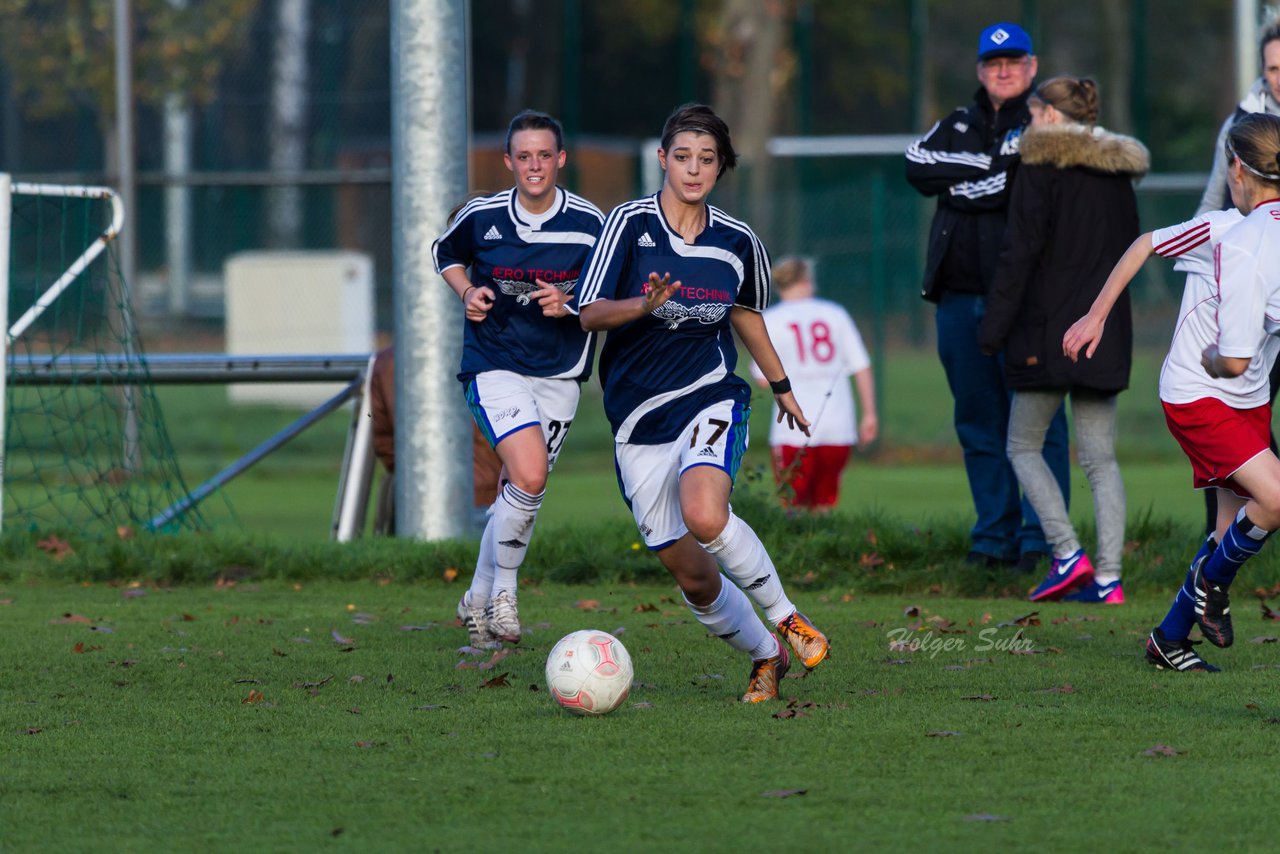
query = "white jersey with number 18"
(751, 296, 870, 447)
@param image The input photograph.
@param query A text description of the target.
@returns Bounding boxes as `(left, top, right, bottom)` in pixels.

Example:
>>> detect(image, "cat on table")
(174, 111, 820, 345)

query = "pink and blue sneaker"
(1028, 549, 1095, 601)
(1061, 578, 1124, 604)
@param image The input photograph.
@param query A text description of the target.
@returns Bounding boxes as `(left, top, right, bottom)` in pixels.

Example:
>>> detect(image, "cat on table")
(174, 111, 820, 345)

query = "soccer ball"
(544, 629, 633, 716)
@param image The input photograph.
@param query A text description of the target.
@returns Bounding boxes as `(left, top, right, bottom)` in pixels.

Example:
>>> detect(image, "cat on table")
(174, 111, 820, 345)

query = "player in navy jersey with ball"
(432, 110, 604, 650)
(578, 103, 829, 703)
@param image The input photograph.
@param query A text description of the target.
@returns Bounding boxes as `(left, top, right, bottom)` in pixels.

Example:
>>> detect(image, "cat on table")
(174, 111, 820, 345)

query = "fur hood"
(1019, 123, 1150, 178)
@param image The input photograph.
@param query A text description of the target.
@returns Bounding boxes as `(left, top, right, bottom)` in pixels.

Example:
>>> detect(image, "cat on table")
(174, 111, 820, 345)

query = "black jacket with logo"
(905, 87, 1032, 303)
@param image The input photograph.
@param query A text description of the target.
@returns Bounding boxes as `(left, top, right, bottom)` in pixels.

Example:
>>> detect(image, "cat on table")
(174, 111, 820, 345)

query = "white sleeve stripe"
(709, 205, 769, 308)
(1155, 223, 1210, 257)
(948, 171, 1007, 199)
(578, 200, 649, 304)
(429, 193, 511, 272)
(905, 140, 993, 170)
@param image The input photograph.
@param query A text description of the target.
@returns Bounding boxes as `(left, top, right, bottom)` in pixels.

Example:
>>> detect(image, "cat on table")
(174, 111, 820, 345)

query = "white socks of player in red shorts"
(700, 513, 796, 625)
(490, 481, 543, 596)
(683, 579, 777, 661)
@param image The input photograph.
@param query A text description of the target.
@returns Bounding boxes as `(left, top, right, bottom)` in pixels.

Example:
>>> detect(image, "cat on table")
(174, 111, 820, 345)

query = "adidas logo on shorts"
(637, 231, 656, 248)
(484, 225, 502, 241)
(697, 446, 718, 458)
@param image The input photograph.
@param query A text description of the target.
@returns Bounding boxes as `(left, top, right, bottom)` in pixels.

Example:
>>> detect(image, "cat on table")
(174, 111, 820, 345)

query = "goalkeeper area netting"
(3, 177, 215, 536)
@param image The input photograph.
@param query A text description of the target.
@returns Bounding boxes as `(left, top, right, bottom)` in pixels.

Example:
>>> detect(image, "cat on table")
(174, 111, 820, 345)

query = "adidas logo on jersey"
(637, 231, 656, 248)
(484, 225, 503, 241)
(697, 446, 718, 458)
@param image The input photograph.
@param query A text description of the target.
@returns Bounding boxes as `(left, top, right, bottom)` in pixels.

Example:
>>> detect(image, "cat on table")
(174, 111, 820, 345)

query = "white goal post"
(0, 174, 125, 532)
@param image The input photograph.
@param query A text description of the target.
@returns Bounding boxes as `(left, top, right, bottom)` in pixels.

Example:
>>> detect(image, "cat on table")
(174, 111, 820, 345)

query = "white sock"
(466, 510, 497, 607)
(700, 513, 795, 625)
(1094, 570, 1121, 586)
(490, 481, 543, 596)
(684, 578, 776, 660)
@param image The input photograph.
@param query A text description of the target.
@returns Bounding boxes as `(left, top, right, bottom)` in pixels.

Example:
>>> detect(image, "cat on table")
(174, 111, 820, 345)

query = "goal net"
(1, 175, 213, 536)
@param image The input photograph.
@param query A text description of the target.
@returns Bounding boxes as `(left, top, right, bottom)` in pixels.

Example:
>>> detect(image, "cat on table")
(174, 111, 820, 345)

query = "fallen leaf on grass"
(121, 588, 147, 599)
(25, 727, 43, 735)
(480, 673, 510, 688)
(442, 567, 459, 583)
(962, 694, 996, 702)
(242, 690, 265, 705)
(859, 552, 885, 568)
(294, 675, 334, 690)
(884, 658, 913, 666)
(761, 789, 806, 798)
(1252, 636, 1279, 644)
(963, 814, 1009, 823)
(633, 602, 659, 613)
(1037, 684, 1075, 694)
(772, 709, 809, 719)
(51, 613, 92, 625)
(108, 659, 138, 667)
(71, 642, 102, 654)
(1143, 744, 1183, 757)
(575, 599, 600, 611)
(1262, 601, 1280, 622)
(999, 612, 1040, 628)
(399, 624, 435, 632)
(631, 701, 655, 709)
(349, 675, 365, 684)
(37, 535, 73, 559)
(354, 741, 385, 749)
(330, 629, 355, 646)
(346, 708, 361, 715)
(416, 704, 448, 711)
(926, 731, 961, 737)
(272, 648, 288, 657)
(903, 605, 920, 618)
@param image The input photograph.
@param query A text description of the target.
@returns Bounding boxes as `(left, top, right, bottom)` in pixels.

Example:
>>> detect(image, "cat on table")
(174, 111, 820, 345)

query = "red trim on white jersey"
(1154, 222, 1210, 257)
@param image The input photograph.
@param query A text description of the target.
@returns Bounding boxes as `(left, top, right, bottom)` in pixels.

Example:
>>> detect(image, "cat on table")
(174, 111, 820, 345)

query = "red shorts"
(1162, 398, 1272, 499)
(771, 445, 852, 509)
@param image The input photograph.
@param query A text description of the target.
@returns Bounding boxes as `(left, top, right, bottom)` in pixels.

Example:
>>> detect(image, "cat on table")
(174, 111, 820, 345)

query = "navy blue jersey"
(432, 187, 604, 382)
(578, 193, 770, 444)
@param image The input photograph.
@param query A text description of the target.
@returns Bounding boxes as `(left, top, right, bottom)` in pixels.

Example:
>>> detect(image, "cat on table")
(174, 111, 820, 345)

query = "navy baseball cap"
(978, 22, 1033, 60)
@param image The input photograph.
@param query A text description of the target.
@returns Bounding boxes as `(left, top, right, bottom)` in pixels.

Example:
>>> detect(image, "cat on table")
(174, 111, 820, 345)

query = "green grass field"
(8, 344, 1280, 849)
(5, 580, 1280, 850)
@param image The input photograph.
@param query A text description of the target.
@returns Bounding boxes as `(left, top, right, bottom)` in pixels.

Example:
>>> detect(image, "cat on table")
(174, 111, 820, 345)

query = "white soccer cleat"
(488, 590, 522, 644)
(457, 595, 500, 650)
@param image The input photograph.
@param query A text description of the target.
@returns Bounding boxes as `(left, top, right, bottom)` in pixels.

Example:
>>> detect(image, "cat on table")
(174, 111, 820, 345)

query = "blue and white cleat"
(1028, 549, 1094, 601)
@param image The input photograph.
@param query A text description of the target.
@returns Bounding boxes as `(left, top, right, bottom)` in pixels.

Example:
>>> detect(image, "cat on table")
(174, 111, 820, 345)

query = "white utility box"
(224, 251, 374, 407)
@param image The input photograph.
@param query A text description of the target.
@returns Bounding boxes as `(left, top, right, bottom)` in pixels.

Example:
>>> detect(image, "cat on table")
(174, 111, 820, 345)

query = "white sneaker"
(457, 595, 499, 650)
(488, 590, 521, 643)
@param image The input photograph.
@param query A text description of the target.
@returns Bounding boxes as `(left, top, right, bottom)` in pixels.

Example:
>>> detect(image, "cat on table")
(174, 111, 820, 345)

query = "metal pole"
(332, 354, 378, 541)
(0, 174, 11, 533)
(113, 0, 141, 473)
(390, 0, 473, 541)
(1236, 0, 1260, 98)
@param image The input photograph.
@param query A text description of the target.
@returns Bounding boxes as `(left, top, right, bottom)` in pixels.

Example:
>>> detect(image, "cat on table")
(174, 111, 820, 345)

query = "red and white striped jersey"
(1155, 205, 1280, 408)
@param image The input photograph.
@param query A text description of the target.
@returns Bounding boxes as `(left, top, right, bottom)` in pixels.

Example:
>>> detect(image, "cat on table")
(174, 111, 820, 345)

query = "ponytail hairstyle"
(660, 103, 738, 177)
(1029, 76, 1100, 125)
(1225, 111, 1280, 187)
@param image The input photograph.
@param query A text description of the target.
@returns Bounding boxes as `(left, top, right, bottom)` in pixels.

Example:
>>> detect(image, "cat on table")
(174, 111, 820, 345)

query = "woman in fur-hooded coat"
(980, 88, 1149, 388)
(979, 75, 1149, 604)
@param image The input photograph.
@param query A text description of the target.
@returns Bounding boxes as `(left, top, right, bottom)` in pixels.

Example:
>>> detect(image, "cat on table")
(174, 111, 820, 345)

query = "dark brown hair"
(659, 103, 738, 177)
(505, 109, 564, 154)
(1030, 76, 1100, 125)
(1260, 16, 1280, 65)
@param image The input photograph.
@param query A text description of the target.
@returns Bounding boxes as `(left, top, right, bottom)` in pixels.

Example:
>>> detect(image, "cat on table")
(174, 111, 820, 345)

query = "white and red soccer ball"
(544, 630, 633, 716)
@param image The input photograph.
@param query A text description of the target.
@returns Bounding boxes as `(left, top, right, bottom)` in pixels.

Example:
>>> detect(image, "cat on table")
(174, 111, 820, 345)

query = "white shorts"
(615, 398, 750, 550)
(464, 371, 581, 470)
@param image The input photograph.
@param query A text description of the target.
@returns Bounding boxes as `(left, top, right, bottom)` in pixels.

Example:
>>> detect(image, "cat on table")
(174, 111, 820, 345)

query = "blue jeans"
(935, 292, 1070, 560)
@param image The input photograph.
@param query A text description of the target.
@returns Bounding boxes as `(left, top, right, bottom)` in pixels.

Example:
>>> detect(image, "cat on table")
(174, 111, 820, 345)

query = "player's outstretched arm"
(1063, 232, 1154, 362)
(580, 272, 679, 331)
(731, 308, 811, 436)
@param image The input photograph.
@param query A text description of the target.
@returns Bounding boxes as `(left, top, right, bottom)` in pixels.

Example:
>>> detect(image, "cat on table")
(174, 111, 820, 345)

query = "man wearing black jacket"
(905, 22, 1069, 571)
